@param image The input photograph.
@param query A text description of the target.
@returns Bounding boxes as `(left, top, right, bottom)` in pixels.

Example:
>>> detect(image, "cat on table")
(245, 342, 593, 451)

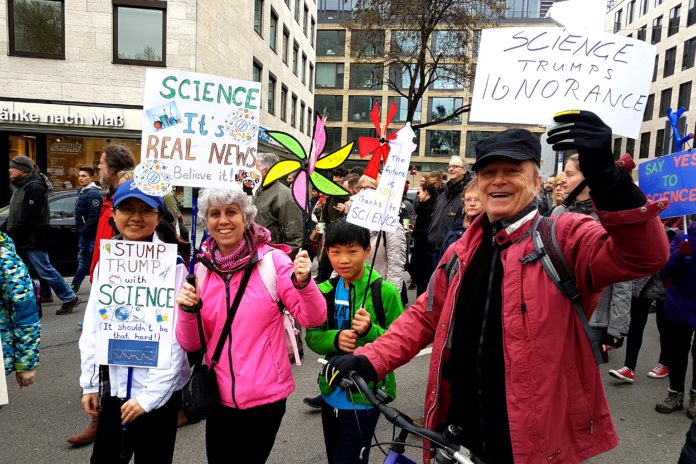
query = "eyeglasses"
(115, 206, 160, 218)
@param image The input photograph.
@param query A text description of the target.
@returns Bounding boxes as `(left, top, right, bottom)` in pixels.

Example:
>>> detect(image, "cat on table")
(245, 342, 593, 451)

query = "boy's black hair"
(325, 219, 370, 250)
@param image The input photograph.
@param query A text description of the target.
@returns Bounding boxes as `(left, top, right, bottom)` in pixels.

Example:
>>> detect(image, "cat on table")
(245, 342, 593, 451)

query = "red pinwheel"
(358, 101, 398, 179)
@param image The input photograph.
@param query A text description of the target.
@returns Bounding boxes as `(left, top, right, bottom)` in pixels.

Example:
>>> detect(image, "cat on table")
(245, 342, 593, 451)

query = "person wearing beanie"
(6, 156, 80, 315)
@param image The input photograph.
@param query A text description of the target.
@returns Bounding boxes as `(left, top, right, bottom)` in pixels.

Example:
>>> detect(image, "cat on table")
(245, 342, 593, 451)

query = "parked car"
(0, 189, 80, 275)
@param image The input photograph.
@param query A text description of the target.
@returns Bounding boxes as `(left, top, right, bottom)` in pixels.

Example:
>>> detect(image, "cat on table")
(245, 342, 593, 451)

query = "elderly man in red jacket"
(324, 111, 670, 464)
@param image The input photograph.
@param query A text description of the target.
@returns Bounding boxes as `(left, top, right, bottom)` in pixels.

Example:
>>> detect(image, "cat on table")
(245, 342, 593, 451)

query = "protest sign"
(141, 69, 262, 192)
(347, 124, 416, 232)
(469, 27, 656, 138)
(94, 240, 178, 369)
(639, 149, 696, 218)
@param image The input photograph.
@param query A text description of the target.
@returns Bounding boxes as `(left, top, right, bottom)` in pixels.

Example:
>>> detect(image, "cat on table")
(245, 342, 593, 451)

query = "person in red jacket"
(323, 111, 671, 464)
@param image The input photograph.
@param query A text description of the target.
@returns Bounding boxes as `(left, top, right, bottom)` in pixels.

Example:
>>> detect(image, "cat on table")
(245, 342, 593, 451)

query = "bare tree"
(345, 0, 505, 130)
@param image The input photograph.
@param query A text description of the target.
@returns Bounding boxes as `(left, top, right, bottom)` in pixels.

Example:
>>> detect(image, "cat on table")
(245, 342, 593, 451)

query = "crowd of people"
(2, 109, 696, 464)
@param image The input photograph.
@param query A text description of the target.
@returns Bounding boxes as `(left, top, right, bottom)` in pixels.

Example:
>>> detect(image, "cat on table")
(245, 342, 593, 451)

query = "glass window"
(307, 107, 312, 135)
(684, 37, 696, 70)
(659, 88, 673, 117)
(388, 64, 419, 90)
(626, 1, 635, 24)
(302, 53, 307, 84)
(613, 138, 622, 159)
(349, 63, 383, 89)
(614, 9, 623, 33)
(291, 94, 298, 127)
(472, 30, 481, 58)
(252, 60, 262, 82)
(644, 93, 654, 121)
(639, 0, 648, 16)
(389, 96, 421, 123)
(292, 41, 299, 75)
(309, 62, 314, 90)
(282, 27, 290, 64)
(325, 127, 342, 153)
(669, 5, 681, 36)
(391, 30, 419, 56)
(267, 73, 276, 115)
(433, 30, 466, 57)
(300, 102, 306, 132)
(679, 81, 692, 110)
(428, 97, 464, 124)
(664, 46, 676, 77)
(626, 138, 635, 155)
(315, 95, 343, 121)
(689, 0, 696, 27)
(655, 128, 665, 157)
(504, 0, 540, 18)
(303, 3, 309, 35)
(427, 130, 461, 157)
(347, 128, 378, 152)
(113, 1, 166, 65)
(316, 63, 344, 89)
(8, 0, 64, 58)
(639, 132, 651, 159)
(651, 16, 662, 44)
(465, 131, 495, 158)
(269, 9, 278, 52)
(317, 30, 345, 56)
(637, 25, 647, 41)
(653, 53, 659, 82)
(350, 30, 385, 56)
(254, 0, 263, 36)
(294, 0, 300, 23)
(310, 18, 316, 47)
(431, 65, 465, 90)
(348, 96, 382, 122)
(280, 85, 288, 122)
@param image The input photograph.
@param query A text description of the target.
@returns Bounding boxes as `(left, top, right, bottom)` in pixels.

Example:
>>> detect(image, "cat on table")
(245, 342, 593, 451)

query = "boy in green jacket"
(306, 219, 403, 464)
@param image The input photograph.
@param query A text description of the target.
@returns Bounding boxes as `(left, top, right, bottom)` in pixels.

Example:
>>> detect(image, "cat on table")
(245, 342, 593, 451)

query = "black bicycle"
(340, 372, 475, 464)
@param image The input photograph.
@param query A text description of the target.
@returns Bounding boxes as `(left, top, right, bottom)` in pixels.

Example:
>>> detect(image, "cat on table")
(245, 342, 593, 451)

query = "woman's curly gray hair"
(197, 189, 257, 228)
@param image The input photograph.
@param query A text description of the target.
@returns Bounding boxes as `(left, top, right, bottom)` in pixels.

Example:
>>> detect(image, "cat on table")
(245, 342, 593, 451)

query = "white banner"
(469, 27, 656, 138)
(94, 240, 178, 369)
(347, 124, 416, 232)
(141, 69, 262, 192)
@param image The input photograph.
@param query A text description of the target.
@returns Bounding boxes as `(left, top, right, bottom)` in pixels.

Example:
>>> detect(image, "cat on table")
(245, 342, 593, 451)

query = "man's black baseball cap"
(472, 129, 541, 171)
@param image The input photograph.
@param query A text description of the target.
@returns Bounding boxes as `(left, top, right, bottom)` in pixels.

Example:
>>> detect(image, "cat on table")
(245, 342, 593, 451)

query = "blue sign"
(639, 149, 696, 218)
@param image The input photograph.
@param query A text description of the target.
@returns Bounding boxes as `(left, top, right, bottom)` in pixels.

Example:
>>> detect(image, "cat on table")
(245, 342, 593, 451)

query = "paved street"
(0, 282, 691, 463)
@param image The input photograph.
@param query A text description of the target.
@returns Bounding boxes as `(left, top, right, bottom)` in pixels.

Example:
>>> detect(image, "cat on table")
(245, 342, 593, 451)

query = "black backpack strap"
(522, 216, 603, 365)
(208, 263, 256, 371)
(427, 253, 459, 313)
(370, 278, 385, 327)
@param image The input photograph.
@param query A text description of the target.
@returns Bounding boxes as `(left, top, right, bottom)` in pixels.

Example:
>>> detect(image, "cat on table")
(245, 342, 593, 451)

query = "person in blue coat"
(71, 167, 103, 293)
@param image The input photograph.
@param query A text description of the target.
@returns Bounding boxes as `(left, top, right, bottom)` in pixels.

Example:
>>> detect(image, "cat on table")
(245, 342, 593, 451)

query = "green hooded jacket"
(306, 264, 403, 404)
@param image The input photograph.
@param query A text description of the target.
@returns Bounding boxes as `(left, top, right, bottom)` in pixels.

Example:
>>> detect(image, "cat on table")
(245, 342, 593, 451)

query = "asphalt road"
(0, 283, 691, 463)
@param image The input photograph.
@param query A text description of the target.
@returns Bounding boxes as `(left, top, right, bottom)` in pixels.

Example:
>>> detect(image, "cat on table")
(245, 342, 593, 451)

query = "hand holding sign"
(547, 110, 614, 187)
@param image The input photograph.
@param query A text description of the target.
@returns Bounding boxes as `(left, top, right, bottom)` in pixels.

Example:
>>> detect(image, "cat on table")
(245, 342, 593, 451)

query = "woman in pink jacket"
(175, 189, 326, 464)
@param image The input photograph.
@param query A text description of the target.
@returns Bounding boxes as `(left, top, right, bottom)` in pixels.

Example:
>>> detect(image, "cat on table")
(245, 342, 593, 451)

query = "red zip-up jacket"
(356, 200, 670, 463)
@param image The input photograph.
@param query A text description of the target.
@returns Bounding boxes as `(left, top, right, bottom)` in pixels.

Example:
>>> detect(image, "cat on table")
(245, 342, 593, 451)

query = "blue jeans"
(72, 235, 94, 289)
(23, 250, 76, 302)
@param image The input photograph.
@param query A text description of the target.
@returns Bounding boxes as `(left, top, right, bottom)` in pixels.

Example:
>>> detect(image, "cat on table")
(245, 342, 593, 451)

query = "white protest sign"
(94, 240, 178, 369)
(141, 68, 263, 192)
(347, 124, 416, 232)
(0, 332, 8, 405)
(469, 27, 656, 138)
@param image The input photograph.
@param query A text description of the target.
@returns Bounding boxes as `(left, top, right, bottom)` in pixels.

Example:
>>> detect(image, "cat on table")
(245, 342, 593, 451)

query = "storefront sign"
(94, 240, 178, 369)
(141, 69, 262, 191)
(0, 107, 124, 127)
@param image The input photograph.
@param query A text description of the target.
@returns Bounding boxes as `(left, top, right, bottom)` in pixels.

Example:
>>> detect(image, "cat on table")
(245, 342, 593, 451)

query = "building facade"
(315, 2, 552, 178)
(0, 0, 316, 206)
(606, 0, 696, 164)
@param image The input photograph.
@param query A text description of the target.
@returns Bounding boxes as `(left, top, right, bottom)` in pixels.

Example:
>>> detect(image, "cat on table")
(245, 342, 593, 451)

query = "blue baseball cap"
(112, 180, 164, 210)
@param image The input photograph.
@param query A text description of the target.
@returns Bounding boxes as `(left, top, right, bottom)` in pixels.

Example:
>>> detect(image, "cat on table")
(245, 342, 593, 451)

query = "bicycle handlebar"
(342, 373, 475, 464)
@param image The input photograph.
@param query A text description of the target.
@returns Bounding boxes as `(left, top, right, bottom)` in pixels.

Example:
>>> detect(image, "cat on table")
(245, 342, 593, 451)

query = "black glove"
(546, 110, 616, 189)
(602, 333, 624, 349)
(322, 354, 378, 388)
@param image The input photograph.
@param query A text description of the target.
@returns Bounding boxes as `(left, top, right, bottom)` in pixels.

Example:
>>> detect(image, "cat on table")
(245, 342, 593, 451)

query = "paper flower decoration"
(358, 101, 398, 179)
(263, 115, 353, 213)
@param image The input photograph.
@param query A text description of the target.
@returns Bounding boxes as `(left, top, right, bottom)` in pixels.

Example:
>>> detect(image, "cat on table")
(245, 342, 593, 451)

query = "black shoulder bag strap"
(205, 263, 256, 372)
